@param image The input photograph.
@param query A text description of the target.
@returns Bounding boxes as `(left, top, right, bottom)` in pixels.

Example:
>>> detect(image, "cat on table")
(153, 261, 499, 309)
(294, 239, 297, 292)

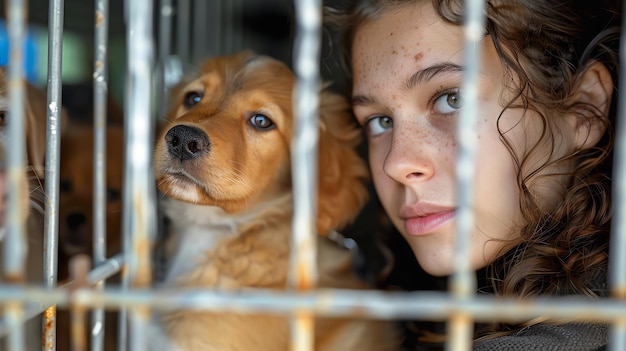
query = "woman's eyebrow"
(351, 62, 464, 107)
(404, 62, 464, 90)
(352, 94, 375, 107)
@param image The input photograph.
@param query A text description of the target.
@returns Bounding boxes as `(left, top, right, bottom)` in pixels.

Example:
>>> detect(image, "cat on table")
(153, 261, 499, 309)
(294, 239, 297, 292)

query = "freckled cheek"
(436, 137, 457, 163)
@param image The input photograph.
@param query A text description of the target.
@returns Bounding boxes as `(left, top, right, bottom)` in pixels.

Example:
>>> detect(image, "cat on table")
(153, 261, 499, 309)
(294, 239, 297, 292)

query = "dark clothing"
(473, 322, 608, 351)
(398, 264, 610, 351)
(474, 265, 609, 350)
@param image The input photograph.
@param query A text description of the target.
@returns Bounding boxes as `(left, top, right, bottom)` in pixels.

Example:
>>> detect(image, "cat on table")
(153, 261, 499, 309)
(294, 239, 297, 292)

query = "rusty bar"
(92, 0, 110, 350)
(124, 0, 156, 294)
(291, 311, 314, 351)
(4, 301, 25, 351)
(289, 0, 323, 349)
(123, 0, 156, 350)
(0, 286, 625, 324)
(289, 0, 321, 293)
(69, 255, 90, 351)
(447, 0, 486, 350)
(42, 0, 65, 349)
(129, 308, 151, 351)
(65, 289, 626, 323)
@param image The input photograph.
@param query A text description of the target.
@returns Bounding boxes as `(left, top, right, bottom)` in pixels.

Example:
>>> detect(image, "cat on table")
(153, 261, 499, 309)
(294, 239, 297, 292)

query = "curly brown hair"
(325, 0, 621, 334)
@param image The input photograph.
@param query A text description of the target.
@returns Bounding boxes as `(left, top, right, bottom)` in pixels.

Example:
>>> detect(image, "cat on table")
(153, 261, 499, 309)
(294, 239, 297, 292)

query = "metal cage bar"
(123, 1, 157, 351)
(289, 0, 324, 349)
(42, 0, 65, 349)
(448, 0, 486, 350)
(92, 0, 110, 350)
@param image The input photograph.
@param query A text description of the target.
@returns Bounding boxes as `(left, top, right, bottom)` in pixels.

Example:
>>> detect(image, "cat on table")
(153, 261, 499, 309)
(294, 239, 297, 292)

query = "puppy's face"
(58, 125, 124, 259)
(155, 51, 370, 233)
(154, 52, 295, 213)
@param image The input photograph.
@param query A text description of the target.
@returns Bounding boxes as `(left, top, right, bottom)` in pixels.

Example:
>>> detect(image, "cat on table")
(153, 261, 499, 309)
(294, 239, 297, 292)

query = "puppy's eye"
(60, 180, 72, 193)
(183, 91, 202, 108)
(107, 187, 121, 202)
(0, 111, 6, 126)
(249, 114, 275, 130)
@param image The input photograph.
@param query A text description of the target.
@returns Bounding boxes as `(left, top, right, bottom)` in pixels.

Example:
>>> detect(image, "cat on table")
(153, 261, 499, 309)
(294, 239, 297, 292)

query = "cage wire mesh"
(0, 0, 625, 350)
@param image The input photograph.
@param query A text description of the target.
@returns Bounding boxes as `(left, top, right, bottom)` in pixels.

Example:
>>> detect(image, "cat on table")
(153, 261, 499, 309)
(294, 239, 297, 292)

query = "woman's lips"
(403, 210, 455, 236)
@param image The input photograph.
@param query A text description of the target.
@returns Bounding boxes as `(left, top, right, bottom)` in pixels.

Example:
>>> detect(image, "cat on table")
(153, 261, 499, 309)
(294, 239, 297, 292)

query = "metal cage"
(1, 0, 625, 350)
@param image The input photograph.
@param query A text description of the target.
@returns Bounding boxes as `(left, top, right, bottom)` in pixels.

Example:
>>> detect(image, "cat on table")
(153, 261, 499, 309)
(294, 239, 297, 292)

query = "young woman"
(326, 0, 621, 349)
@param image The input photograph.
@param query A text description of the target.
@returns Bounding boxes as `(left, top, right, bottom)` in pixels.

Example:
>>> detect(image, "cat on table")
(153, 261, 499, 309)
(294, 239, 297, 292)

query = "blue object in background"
(0, 19, 38, 83)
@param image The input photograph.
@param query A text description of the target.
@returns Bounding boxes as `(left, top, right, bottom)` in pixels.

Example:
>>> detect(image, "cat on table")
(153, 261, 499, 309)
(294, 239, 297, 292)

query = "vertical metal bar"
(5, 0, 28, 349)
(157, 0, 173, 117)
(608, 1, 626, 349)
(124, 1, 156, 351)
(448, 0, 485, 350)
(92, 0, 110, 350)
(129, 309, 150, 351)
(289, 0, 322, 350)
(125, 0, 155, 292)
(70, 255, 90, 351)
(43, 0, 65, 350)
(176, 0, 190, 63)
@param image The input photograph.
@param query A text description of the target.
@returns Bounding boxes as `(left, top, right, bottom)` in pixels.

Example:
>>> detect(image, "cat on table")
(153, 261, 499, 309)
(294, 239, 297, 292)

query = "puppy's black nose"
(67, 213, 86, 231)
(165, 125, 210, 161)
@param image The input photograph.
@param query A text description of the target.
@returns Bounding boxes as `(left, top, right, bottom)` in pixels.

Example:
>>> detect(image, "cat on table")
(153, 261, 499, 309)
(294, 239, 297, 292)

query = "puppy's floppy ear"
(316, 90, 370, 235)
(24, 82, 49, 178)
(24, 82, 69, 178)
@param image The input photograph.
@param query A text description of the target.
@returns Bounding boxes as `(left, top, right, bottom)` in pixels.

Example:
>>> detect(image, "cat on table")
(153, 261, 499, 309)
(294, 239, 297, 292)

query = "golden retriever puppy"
(153, 51, 399, 351)
(58, 123, 124, 280)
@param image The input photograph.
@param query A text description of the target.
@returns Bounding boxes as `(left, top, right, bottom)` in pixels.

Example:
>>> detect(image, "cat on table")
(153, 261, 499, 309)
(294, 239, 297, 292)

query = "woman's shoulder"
(473, 322, 608, 351)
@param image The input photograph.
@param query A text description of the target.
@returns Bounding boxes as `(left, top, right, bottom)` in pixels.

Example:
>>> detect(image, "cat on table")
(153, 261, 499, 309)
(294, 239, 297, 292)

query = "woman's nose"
(382, 132, 435, 184)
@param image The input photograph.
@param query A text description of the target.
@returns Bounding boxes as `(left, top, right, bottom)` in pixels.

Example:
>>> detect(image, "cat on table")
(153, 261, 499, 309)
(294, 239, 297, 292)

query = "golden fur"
(153, 51, 399, 351)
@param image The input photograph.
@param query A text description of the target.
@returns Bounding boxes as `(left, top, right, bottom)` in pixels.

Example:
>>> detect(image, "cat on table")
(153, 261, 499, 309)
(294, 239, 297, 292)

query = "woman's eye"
(433, 91, 463, 115)
(183, 91, 202, 108)
(366, 116, 393, 136)
(249, 114, 275, 130)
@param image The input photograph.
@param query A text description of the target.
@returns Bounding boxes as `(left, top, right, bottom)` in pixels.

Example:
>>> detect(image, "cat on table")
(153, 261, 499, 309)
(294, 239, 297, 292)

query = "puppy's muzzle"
(66, 212, 88, 249)
(165, 125, 210, 161)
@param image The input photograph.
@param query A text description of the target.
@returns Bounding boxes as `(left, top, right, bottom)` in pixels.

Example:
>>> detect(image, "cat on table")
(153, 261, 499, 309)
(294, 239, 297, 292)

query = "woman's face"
(351, 2, 575, 276)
